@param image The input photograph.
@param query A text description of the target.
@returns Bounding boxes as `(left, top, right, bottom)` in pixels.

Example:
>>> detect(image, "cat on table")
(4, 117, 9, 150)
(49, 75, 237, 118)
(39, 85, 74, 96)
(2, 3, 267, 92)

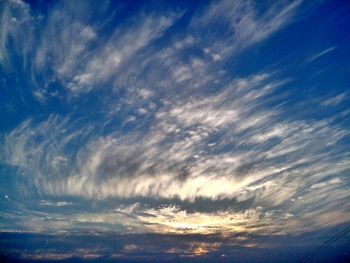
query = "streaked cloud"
(305, 46, 336, 63)
(1, 0, 350, 262)
(320, 92, 347, 107)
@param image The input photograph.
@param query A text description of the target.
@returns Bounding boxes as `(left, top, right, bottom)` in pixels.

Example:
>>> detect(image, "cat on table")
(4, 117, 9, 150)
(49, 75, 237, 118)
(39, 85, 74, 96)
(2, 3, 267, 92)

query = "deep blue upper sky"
(0, 0, 350, 262)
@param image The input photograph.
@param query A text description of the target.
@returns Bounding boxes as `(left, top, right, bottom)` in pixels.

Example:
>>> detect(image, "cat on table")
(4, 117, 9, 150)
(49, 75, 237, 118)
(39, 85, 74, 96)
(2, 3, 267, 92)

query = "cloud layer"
(1, 1, 350, 259)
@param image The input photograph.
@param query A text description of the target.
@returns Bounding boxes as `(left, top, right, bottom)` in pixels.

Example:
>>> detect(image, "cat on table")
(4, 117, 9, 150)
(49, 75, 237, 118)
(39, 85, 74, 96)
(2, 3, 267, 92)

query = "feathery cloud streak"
(1, 0, 350, 261)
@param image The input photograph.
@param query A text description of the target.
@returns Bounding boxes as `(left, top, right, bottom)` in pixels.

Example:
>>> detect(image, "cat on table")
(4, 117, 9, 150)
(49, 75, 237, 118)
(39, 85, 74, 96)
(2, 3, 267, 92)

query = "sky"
(0, 0, 350, 262)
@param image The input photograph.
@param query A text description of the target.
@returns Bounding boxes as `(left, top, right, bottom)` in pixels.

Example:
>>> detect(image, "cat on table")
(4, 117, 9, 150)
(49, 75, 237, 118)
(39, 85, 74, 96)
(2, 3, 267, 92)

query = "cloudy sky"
(0, 0, 350, 262)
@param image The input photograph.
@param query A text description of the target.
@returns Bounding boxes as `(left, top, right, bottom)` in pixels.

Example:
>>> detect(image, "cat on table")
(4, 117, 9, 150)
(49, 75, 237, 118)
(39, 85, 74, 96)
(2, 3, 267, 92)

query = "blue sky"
(0, 0, 350, 262)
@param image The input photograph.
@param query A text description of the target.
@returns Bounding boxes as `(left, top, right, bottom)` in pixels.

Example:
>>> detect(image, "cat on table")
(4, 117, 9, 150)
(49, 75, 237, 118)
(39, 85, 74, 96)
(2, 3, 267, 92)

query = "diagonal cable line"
(298, 224, 350, 263)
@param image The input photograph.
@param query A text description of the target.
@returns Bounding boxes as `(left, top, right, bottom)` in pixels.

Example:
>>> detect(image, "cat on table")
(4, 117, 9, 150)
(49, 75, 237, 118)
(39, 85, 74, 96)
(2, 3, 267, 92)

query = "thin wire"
(299, 226, 350, 263)
(298, 225, 350, 263)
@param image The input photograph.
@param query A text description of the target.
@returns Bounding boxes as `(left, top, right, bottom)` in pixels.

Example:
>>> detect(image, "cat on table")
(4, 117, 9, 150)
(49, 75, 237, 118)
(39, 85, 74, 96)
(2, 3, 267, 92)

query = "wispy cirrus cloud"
(305, 46, 336, 64)
(0, 0, 32, 68)
(1, 1, 350, 261)
(2, 69, 349, 235)
(189, 0, 303, 57)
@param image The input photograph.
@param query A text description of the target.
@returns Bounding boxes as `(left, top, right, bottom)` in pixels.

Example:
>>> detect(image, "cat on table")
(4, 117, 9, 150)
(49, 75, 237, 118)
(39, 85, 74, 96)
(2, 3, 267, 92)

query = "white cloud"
(0, 0, 32, 69)
(34, 9, 179, 95)
(190, 0, 302, 56)
(2, 0, 349, 238)
(3, 72, 349, 223)
(310, 177, 342, 190)
(320, 92, 347, 107)
(305, 46, 336, 63)
(39, 200, 73, 207)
